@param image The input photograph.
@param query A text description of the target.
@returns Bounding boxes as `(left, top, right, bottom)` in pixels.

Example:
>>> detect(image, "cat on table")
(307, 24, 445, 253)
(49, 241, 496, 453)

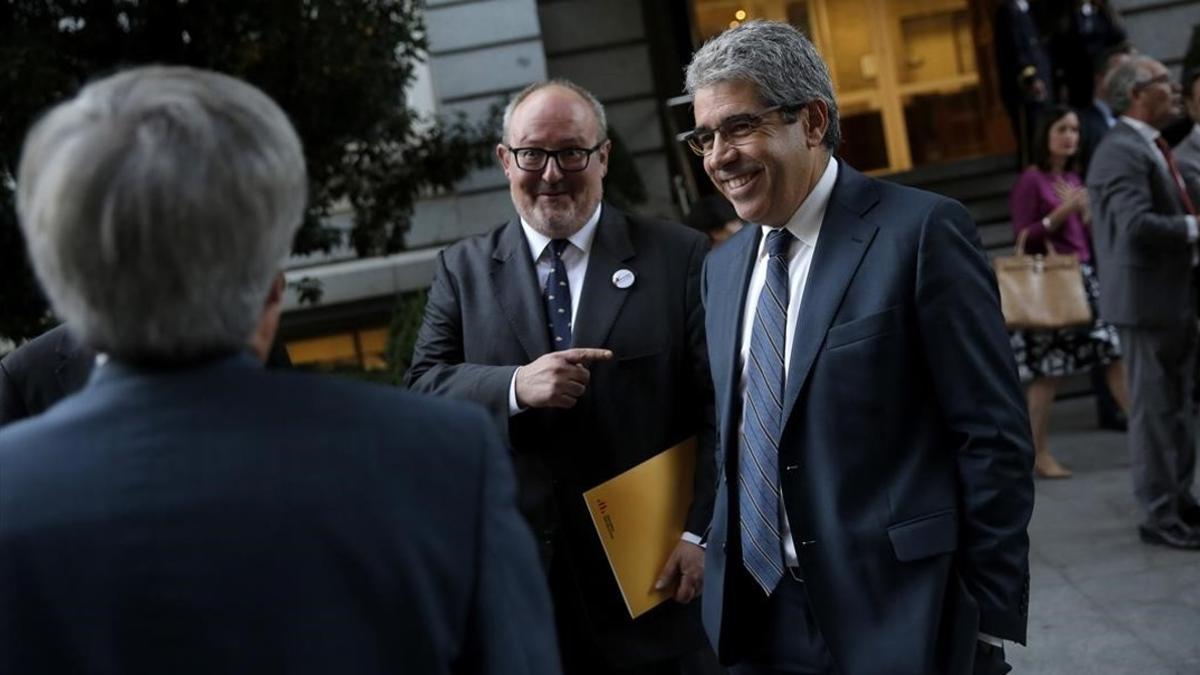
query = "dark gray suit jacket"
(1, 324, 293, 427)
(1077, 102, 1114, 178)
(0, 353, 559, 675)
(405, 203, 716, 667)
(1087, 121, 1196, 327)
(0, 324, 91, 425)
(701, 163, 1033, 674)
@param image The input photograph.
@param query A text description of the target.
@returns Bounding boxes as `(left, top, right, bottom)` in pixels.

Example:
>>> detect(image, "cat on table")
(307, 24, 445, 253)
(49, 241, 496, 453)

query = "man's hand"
(654, 540, 705, 603)
(514, 348, 613, 409)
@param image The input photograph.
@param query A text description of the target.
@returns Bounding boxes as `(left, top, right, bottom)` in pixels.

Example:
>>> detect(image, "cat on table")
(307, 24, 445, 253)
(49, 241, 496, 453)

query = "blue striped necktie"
(545, 239, 572, 350)
(740, 227, 793, 595)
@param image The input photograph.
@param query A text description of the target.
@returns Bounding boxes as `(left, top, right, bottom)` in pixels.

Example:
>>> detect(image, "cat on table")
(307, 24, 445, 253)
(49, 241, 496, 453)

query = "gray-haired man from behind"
(0, 66, 560, 675)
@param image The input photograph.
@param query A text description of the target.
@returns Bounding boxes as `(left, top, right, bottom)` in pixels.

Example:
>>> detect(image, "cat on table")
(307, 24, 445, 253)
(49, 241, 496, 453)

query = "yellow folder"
(582, 436, 696, 619)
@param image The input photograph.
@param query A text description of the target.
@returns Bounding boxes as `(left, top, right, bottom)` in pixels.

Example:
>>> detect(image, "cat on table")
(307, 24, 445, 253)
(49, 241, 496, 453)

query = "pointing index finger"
(561, 348, 613, 365)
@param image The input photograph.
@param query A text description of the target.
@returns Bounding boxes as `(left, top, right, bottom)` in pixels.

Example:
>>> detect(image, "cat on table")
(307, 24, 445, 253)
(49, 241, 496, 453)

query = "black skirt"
(1009, 262, 1121, 382)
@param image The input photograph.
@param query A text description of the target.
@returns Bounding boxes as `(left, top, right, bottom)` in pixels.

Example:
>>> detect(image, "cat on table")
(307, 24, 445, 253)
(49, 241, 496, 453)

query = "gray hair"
(685, 20, 841, 152)
(1105, 55, 1158, 115)
(501, 79, 608, 145)
(16, 65, 307, 364)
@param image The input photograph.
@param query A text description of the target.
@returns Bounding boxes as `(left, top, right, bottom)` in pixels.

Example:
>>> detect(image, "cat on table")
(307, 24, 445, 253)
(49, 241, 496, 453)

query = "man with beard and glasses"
(406, 80, 719, 675)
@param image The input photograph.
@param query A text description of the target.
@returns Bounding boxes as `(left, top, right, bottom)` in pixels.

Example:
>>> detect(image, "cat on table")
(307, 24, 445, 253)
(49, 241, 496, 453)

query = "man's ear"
(804, 101, 830, 149)
(496, 143, 512, 178)
(248, 273, 286, 364)
(597, 139, 612, 178)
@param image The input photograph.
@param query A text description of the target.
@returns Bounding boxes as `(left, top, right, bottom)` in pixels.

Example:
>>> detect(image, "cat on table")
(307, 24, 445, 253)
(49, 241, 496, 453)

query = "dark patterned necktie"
(740, 227, 793, 594)
(545, 239, 572, 350)
(1155, 136, 1198, 217)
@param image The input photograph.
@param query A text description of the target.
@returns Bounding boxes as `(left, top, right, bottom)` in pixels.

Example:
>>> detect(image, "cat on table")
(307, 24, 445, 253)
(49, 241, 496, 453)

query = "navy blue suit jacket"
(700, 163, 1034, 675)
(0, 354, 559, 675)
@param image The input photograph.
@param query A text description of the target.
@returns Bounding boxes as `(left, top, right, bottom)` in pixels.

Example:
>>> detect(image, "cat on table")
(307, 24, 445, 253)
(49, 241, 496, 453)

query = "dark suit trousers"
(1119, 326, 1200, 526)
(728, 576, 837, 675)
(550, 552, 722, 675)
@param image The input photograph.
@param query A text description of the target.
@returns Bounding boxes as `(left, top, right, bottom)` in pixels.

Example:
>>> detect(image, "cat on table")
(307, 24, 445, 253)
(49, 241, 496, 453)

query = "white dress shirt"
(737, 156, 838, 568)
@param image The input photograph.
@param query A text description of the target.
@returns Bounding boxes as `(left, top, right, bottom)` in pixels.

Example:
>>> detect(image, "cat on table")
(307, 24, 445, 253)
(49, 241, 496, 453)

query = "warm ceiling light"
(735, 9, 748, 20)
(729, 19, 740, 28)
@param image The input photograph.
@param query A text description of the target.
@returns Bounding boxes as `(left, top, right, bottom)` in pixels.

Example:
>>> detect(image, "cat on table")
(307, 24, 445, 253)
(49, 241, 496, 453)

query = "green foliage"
(0, 0, 493, 341)
(385, 288, 428, 385)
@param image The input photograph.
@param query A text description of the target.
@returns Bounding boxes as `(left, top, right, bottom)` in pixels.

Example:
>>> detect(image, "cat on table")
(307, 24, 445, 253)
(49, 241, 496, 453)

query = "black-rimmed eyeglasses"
(682, 104, 801, 156)
(503, 143, 605, 172)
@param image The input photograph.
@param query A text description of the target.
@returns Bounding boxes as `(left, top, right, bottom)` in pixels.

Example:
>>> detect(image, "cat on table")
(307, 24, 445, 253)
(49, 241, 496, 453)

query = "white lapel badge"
(611, 268, 635, 289)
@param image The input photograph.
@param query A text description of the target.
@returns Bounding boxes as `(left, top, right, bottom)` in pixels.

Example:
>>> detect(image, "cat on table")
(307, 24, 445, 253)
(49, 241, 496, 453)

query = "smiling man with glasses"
(685, 20, 1033, 675)
(406, 79, 720, 674)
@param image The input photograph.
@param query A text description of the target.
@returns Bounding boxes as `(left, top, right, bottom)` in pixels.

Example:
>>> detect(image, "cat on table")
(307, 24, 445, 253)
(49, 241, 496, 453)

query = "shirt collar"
(758, 156, 839, 254)
(520, 201, 602, 261)
(1120, 115, 1162, 145)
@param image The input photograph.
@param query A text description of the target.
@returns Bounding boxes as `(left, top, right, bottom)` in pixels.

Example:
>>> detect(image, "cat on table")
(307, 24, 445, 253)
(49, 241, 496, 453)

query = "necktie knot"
(766, 228, 793, 260)
(549, 239, 570, 258)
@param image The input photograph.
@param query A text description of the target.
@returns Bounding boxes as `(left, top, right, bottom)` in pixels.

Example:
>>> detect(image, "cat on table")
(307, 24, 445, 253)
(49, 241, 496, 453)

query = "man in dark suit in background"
(0, 324, 90, 424)
(1077, 45, 1134, 177)
(1075, 44, 1134, 432)
(994, 0, 1055, 164)
(684, 21, 1034, 675)
(0, 323, 292, 426)
(405, 79, 717, 674)
(0, 65, 558, 675)
(1088, 56, 1200, 550)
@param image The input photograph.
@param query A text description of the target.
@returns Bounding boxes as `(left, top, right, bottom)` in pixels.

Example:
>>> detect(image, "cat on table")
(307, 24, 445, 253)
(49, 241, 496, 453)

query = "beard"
(515, 188, 599, 239)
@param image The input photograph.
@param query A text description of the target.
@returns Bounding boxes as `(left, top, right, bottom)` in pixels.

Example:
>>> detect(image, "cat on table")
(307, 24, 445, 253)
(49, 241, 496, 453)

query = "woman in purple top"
(1009, 104, 1128, 478)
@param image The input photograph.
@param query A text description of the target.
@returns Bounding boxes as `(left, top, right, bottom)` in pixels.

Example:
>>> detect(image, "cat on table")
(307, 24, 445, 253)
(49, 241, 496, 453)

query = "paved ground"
(1007, 397, 1200, 674)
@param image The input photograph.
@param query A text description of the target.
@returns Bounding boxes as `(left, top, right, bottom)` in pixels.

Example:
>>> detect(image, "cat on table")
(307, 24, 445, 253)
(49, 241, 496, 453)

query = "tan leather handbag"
(993, 230, 1092, 330)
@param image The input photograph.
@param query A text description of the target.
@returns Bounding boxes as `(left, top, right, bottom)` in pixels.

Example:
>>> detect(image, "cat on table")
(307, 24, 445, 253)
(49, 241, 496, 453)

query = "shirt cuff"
(507, 367, 526, 416)
(978, 632, 1004, 648)
(681, 532, 704, 547)
(1186, 215, 1198, 243)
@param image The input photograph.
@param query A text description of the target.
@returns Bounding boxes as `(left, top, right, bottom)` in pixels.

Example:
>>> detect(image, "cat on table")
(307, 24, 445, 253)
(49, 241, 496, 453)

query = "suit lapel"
(1112, 122, 1184, 212)
(711, 226, 760, 421)
(571, 204, 636, 349)
(490, 220, 552, 360)
(709, 226, 760, 479)
(781, 166, 880, 423)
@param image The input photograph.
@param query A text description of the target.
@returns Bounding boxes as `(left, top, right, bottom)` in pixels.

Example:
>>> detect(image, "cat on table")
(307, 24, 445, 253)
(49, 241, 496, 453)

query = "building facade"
(281, 0, 1199, 371)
